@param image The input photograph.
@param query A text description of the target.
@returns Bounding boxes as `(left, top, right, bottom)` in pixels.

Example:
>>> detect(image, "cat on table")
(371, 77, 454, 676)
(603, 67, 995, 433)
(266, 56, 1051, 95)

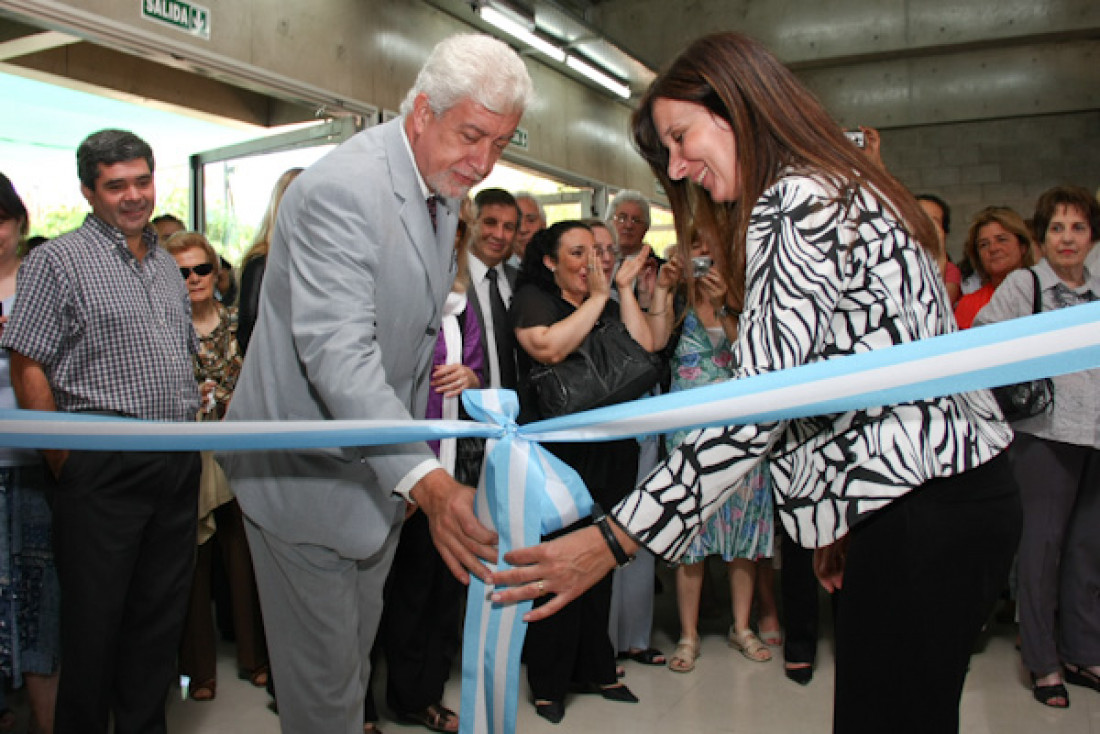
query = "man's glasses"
(612, 213, 648, 227)
(179, 263, 214, 279)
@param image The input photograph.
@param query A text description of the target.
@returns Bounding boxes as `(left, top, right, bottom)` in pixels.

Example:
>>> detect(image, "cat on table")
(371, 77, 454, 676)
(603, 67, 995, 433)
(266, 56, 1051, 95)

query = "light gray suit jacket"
(223, 119, 458, 559)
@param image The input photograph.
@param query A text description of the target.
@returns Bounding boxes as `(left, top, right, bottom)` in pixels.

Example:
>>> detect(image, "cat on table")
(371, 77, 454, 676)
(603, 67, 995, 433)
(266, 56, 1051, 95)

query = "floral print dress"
(665, 308, 773, 565)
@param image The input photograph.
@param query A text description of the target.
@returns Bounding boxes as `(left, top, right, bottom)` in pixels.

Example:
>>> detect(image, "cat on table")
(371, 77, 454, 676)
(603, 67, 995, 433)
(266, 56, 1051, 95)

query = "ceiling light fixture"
(565, 54, 631, 99)
(479, 4, 566, 63)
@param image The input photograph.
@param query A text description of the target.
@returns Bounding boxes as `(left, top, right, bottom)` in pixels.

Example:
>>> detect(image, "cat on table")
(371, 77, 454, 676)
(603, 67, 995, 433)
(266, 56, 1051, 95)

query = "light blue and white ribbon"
(4, 302, 1100, 734)
(457, 390, 591, 734)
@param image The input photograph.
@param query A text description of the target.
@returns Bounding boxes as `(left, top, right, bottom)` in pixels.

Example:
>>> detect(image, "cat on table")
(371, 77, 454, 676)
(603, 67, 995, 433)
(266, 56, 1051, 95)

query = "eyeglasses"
(612, 213, 648, 227)
(593, 246, 619, 258)
(179, 263, 214, 279)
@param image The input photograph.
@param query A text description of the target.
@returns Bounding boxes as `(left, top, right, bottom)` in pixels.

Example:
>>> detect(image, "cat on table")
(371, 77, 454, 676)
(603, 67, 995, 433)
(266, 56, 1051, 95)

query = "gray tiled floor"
(159, 578, 1100, 734)
(161, 624, 1100, 733)
(6, 566, 1089, 732)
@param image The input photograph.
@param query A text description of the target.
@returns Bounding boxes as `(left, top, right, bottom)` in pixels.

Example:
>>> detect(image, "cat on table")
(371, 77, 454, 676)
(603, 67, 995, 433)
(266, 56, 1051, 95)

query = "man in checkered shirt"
(1, 129, 201, 734)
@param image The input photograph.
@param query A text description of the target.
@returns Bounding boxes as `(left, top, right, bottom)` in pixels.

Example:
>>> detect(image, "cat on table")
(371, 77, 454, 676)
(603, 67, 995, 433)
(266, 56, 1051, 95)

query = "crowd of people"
(0, 28, 1096, 734)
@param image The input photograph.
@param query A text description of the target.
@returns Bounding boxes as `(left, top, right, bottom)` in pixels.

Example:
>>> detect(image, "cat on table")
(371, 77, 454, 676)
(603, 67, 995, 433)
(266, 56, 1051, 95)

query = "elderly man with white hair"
(608, 189, 652, 258)
(511, 190, 546, 265)
(222, 34, 534, 734)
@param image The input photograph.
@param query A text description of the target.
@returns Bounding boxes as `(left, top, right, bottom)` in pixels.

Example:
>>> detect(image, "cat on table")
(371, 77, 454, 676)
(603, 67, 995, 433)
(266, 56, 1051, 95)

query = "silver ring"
(536, 579, 546, 595)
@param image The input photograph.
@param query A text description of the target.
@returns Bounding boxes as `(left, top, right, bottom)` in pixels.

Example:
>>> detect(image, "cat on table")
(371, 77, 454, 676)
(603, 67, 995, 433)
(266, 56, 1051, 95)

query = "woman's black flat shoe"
(534, 700, 564, 724)
(1065, 664, 1100, 693)
(784, 663, 813, 686)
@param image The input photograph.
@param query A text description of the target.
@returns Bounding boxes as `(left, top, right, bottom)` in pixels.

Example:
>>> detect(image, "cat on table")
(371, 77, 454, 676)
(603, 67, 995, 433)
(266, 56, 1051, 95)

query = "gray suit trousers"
(244, 516, 400, 734)
(1013, 432, 1100, 675)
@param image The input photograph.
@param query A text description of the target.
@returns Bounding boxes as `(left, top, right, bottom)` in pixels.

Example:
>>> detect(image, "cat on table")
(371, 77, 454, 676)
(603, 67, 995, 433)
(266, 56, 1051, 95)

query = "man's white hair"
(401, 34, 535, 118)
(513, 191, 546, 222)
(608, 189, 651, 223)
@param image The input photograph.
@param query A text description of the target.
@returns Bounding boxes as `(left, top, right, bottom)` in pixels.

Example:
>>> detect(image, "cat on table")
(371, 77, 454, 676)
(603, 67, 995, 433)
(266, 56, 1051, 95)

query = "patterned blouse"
(195, 304, 242, 421)
(613, 171, 1012, 555)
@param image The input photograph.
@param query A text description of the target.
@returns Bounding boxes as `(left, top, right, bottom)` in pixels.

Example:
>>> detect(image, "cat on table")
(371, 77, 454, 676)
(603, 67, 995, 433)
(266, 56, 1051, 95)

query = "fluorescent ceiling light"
(565, 55, 631, 99)
(480, 5, 566, 63)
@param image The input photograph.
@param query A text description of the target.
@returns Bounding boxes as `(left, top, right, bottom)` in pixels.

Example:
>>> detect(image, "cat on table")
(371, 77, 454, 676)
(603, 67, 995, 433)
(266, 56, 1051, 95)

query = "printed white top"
(614, 171, 1012, 553)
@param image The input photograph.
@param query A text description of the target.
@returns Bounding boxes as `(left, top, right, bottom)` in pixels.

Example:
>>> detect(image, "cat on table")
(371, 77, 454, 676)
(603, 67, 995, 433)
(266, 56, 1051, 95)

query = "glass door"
(190, 116, 363, 264)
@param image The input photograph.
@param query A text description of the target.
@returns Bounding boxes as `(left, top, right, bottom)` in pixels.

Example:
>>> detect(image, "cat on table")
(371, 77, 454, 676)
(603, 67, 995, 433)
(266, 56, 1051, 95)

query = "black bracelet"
(591, 503, 633, 568)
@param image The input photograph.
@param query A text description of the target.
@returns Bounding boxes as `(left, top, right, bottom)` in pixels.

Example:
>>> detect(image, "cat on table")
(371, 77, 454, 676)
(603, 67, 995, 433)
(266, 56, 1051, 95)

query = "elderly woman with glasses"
(975, 186, 1100, 708)
(164, 232, 269, 702)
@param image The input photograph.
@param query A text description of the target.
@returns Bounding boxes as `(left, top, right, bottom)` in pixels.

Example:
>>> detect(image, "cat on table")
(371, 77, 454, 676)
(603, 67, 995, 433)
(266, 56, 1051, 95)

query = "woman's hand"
(490, 525, 621, 622)
(199, 379, 217, 415)
(656, 256, 682, 291)
(813, 535, 850, 593)
(431, 363, 480, 398)
(587, 248, 610, 300)
(614, 244, 653, 291)
(697, 269, 728, 310)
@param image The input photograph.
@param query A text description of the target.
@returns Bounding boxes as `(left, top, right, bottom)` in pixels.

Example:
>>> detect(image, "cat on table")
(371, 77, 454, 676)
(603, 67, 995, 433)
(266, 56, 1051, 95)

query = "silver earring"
(550, 267, 556, 273)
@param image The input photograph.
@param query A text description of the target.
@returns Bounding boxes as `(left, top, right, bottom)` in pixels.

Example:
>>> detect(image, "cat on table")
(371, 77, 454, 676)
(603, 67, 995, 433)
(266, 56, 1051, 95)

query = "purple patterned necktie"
(426, 195, 439, 233)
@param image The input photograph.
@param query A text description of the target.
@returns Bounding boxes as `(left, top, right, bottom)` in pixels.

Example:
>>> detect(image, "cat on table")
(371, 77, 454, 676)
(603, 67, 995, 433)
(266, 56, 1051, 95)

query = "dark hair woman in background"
(975, 185, 1100, 708)
(510, 221, 653, 724)
(0, 172, 60, 734)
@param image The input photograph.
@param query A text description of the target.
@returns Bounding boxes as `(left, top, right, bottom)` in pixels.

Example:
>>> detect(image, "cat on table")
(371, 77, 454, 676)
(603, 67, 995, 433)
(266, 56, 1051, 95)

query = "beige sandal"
(728, 627, 772, 663)
(668, 637, 701, 673)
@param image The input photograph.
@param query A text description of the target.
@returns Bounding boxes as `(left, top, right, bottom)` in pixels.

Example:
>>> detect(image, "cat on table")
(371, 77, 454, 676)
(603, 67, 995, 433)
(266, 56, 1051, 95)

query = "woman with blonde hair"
(953, 206, 1034, 329)
(238, 168, 303, 353)
(493, 32, 1020, 734)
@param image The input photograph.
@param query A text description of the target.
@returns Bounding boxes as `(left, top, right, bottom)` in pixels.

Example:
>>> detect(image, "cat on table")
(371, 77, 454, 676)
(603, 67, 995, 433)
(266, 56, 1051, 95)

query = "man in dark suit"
(466, 187, 521, 389)
(222, 35, 533, 734)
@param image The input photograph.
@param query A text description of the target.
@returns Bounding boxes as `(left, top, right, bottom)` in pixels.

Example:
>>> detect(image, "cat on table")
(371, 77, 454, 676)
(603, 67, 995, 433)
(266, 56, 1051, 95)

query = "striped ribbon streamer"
(4, 302, 1100, 734)
(457, 390, 592, 734)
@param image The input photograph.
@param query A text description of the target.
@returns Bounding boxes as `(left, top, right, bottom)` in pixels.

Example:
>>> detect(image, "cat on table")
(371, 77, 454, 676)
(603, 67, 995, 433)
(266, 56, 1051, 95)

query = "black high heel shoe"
(599, 683, 639, 703)
(570, 681, 639, 703)
(784, 662, 813, 686)
(534, 699, 565, 724)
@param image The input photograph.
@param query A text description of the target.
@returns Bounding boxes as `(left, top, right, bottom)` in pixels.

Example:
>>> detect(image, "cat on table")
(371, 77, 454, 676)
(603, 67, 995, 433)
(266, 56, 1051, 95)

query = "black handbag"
(453, 436, 485, 487)
(991, 269, 1054, 421)
(530, 318, 661, 417)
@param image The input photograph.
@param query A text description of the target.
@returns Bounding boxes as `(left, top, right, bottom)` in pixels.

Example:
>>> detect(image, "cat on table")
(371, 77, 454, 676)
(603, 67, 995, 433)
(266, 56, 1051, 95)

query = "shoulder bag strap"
(1030, 268, 1042, 315)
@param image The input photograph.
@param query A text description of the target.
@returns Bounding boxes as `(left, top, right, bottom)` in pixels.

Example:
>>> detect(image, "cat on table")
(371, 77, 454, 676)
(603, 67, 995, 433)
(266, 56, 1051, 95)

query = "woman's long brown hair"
(632, 32, 937, 312)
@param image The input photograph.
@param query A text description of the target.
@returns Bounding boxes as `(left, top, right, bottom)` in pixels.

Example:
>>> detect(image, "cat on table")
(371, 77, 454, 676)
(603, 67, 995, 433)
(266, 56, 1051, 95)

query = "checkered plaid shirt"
(0, 215, 200, 421)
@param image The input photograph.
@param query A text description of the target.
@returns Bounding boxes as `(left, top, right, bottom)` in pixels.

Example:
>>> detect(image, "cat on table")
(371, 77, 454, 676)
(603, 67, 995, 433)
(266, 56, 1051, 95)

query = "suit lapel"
(383, 121, 447, 310)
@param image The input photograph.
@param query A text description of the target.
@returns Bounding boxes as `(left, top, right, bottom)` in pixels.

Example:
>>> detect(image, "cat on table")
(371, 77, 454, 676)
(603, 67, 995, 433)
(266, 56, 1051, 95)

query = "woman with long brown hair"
(493, 33, 1021, 734)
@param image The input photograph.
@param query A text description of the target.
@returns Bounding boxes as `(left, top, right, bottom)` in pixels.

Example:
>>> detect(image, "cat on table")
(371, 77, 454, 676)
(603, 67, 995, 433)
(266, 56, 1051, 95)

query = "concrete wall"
(0, 0, 655, 195)
(880, 111, 1100, 262)
(2, 0, 1097, 223)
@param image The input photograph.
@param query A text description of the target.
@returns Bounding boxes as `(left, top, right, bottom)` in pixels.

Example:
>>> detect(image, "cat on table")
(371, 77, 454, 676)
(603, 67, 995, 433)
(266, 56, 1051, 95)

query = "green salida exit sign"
(141, 0, 211, 40)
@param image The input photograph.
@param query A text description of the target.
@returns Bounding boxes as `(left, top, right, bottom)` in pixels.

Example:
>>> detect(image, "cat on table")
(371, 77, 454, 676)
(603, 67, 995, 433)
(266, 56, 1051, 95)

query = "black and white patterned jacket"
(613, 172, 1012, 554)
